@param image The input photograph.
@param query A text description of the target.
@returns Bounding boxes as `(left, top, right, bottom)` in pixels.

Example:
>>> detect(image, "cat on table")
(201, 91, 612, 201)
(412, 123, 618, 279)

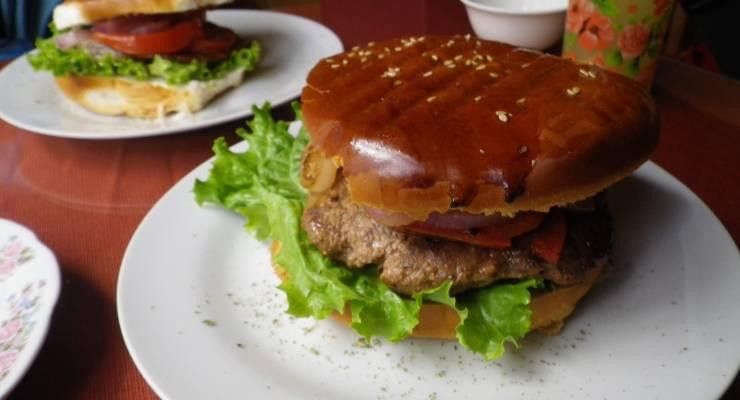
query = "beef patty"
(301, 179, 611, 295)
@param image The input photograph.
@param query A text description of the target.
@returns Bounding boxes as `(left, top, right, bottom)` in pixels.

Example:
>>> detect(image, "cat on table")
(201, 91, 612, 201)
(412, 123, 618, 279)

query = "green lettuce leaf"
(27, 34, 261, 85)
(456, 278, 540, 360)
(194, 103, 540, 359)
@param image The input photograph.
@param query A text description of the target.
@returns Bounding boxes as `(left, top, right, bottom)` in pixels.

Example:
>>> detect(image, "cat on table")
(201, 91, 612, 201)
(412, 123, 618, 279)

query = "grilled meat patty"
(301, 179, 611, 295)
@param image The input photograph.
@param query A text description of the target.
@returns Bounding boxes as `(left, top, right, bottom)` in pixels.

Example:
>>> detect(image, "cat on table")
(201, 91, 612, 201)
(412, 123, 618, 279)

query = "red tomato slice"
(187, 23, 237, 55)
(92, 11, 205, 35)
(531, 209, 567, 264)
(91, 16, 203, 56)
(404, 212, 545, 249)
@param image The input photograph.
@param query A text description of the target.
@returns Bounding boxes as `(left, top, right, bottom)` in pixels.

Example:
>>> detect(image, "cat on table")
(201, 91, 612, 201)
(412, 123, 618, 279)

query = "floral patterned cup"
(562, 0, 676, 87)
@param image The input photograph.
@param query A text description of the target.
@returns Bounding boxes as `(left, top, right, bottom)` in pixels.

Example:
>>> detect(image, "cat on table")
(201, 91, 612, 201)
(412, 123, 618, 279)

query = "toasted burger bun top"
(54, 0, 233, 30)
(301, 35, 658, 221)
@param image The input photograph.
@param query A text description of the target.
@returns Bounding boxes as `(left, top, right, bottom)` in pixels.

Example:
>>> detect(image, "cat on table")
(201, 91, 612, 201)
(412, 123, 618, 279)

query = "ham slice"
(54, 29, 122, 57)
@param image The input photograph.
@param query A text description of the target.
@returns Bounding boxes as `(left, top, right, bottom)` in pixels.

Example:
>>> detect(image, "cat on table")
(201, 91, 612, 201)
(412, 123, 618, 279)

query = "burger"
(195, 35, 658, 359)
(28, 0, 260, 118)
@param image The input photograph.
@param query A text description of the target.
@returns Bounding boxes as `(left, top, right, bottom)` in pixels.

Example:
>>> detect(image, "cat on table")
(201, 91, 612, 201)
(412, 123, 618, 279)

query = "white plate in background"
(118, 146, 740, 400)
(0, 11, 342, 139)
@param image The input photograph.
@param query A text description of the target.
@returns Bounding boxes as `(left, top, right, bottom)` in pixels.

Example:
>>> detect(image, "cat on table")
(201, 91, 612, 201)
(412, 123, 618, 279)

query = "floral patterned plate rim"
(0, 219, 61, 399)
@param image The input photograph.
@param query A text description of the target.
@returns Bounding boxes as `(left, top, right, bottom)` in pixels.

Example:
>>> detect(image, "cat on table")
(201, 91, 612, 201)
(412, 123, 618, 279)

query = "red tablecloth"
(1, 2, 738, 398)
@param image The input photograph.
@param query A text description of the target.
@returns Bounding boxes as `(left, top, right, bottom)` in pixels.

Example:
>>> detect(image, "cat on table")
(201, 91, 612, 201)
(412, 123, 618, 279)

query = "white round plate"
(0, 219, 61, 399)
(118, 146, 740, 400)
(0, 11, 342, 139)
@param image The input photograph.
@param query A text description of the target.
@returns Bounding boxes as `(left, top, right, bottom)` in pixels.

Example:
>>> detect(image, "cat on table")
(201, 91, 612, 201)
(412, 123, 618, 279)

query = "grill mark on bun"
(350, 54, 502, 135)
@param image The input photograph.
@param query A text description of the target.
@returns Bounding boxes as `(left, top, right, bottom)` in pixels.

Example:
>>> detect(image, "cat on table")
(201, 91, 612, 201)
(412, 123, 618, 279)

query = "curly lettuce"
(194, 103, 541, 359)
(27, 34, 261, 85)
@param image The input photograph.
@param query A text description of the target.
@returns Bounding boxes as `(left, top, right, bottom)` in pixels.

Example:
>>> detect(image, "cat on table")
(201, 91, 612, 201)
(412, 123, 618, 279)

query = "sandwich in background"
(28, 0, 261, 118)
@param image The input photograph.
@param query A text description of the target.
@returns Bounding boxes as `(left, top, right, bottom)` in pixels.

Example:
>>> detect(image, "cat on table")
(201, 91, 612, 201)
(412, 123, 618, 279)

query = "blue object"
(0, 0, 60, 60)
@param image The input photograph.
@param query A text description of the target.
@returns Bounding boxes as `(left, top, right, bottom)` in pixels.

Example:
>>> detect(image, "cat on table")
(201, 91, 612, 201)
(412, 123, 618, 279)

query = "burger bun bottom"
(271, 241, 607, 340)
(54, 68, 245, 119)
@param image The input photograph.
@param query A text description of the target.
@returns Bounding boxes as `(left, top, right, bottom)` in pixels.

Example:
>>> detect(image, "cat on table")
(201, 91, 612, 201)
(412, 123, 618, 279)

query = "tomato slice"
(91, 16, 203, 56)
(404, 212, 545, 249)
(531, 209, 567, 264)
(92, 11, 205, 35)
(187, 23, 237, 55)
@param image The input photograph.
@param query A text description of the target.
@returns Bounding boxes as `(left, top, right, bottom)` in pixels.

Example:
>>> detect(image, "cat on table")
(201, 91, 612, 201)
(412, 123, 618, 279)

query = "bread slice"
(54, 67, 245, 118)
(54, 0, 234, 30)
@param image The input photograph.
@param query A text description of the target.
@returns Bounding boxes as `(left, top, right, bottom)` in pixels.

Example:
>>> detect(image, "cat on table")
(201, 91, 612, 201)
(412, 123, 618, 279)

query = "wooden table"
(1, 2, 738, 399)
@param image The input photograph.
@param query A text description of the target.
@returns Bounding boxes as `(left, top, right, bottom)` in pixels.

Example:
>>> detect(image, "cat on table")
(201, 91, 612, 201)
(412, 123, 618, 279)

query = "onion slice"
(301, 146, 338, 194)
(363, 205, 546, 248)
(403, 212, 545, 248)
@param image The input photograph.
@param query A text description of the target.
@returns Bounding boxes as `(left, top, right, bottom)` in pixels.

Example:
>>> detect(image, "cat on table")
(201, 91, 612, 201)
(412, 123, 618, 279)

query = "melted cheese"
(151, 67, 245, 119)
